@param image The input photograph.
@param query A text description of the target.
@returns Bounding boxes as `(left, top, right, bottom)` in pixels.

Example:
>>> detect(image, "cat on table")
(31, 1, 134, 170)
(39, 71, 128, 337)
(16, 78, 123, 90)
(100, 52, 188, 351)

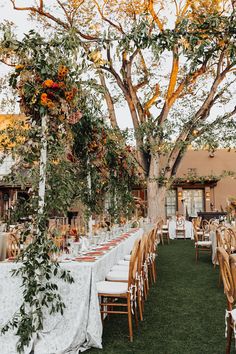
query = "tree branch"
(148, 0, 164, 31)
(144, 84, 160, 113)
(196, 106, 236, 138)
(10, 0, 98, 41)
(158, 60, 208, 125)
(0, 58, 16, 67)
(97, 69, 118, 129)
(166, 48, 179, 100)
(92, 0, 124, 34)
(56, 0, 73, 27)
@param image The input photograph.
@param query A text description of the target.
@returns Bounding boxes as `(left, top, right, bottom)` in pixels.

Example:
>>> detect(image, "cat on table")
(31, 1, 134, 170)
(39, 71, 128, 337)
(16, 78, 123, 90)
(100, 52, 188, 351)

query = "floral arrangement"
(0, 29, 85, 353)
(11, 62, 82, 124)
(72, 117, 139, 219)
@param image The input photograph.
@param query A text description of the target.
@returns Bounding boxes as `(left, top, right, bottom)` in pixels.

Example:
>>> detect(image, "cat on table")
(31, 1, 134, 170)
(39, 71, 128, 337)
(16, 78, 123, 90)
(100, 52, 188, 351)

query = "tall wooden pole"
(38, 115, 47, 218)
(87, 158, 93, 238)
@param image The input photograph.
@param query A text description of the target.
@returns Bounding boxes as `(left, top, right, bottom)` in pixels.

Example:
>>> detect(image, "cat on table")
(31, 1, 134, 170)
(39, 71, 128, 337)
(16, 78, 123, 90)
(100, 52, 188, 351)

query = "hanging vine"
(0, 24, 140, 352)
(0, 27, 86, 353)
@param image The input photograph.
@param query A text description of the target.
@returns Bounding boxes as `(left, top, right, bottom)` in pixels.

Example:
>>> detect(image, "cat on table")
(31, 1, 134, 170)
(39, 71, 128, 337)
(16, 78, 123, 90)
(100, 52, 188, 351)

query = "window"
(183, 189, 204, 217)
(187, 168, 197, 176)
(166, 190, 177, 218)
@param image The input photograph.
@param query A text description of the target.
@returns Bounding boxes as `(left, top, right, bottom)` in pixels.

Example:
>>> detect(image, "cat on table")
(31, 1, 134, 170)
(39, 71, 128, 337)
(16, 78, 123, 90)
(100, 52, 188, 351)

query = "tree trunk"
(98, 70, 118, 129)
(147, 155, 167, 222)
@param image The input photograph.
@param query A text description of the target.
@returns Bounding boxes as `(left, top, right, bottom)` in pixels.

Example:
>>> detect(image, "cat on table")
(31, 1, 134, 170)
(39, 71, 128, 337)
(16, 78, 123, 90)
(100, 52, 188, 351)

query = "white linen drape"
(0, 228, 142, 354)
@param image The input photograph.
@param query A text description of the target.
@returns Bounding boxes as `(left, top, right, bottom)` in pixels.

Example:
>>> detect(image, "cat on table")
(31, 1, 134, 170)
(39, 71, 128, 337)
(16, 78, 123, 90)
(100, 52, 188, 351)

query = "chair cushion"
(231, 309, 236, 322)
(118, 259, 130, 265)
(97, 281, 128, 294)
(106, 270, 129, 281)
(111, 264, 129, 271)
(124, 254, 131, 261)
(196, 241, 212, 247)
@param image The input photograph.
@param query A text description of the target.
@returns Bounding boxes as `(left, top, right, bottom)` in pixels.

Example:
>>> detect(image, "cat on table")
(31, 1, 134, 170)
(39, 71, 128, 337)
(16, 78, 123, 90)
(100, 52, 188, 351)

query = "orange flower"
(58, 65, 69, 79)
(15, 64, 24, 70)
(47, 100, 55, 109)
(40, 93, 48, 105)
(65, 91, 74, 101)
(42, 79, 54, 88)
(58, 82, 66, 89)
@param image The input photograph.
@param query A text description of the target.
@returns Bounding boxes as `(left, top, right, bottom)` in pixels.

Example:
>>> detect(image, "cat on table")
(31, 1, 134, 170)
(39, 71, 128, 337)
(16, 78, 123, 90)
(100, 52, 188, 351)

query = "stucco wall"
(176, 149, 236, 210)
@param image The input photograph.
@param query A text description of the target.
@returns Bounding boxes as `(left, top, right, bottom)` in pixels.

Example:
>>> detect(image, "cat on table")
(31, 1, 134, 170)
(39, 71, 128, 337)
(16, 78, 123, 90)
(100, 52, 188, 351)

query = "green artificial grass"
(89, 240, 231, 354)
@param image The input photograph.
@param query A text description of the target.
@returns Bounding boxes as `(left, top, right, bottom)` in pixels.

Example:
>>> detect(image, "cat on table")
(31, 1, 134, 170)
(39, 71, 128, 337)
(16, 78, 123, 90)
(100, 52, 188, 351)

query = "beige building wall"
(176, 149, 236, 211)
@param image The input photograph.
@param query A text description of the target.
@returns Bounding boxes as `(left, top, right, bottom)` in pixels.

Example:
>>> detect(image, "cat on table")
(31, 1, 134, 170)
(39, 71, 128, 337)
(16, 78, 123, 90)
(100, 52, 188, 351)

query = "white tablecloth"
(168, 220, 194, 240)
(0, 232, 9, 261)
(0, 228, 143, 354)
(210, 230, 217, 264)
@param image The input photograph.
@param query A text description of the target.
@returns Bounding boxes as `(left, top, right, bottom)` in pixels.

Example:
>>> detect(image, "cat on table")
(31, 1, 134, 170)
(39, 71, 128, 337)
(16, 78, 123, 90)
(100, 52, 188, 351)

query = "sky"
(0, 1, 235, 132)
(0, 1, 30, 77)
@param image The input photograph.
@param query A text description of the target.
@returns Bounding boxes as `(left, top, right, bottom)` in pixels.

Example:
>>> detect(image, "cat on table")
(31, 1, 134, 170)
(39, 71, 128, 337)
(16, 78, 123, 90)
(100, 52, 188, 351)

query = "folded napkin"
(96, 246, 111, 251)
(73, 256, 96, 262)
(86, 251, 104, 256)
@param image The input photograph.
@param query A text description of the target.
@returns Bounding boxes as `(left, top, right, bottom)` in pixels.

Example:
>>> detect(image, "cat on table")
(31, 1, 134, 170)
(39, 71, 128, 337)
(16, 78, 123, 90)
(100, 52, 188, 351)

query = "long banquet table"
(0, 228, 143, 354)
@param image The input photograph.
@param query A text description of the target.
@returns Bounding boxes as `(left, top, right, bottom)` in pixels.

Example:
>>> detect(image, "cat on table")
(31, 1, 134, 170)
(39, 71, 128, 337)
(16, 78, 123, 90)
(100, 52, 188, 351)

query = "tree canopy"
(2, 0, 236, 219)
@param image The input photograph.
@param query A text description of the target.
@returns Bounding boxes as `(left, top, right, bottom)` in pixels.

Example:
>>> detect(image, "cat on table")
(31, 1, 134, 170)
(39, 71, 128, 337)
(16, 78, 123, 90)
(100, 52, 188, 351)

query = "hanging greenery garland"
(0, 27, 86, 353)
(0, 24, 140, 352)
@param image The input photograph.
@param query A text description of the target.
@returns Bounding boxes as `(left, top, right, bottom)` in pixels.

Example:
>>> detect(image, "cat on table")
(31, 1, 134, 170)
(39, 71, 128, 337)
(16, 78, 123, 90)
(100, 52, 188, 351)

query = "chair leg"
(137, 288, 143, 321)
(152, 261, 157, 283)
(100, 296, 104, 323)
(218, 271, 222, 288)
(134, 304, 139, 328)
(226, 317, 233, 354)
(127, 297, 133, 342)
(195, 248, 198, 262)
(149, 264, 153, 285)
(143, 278, 148, 300)
(161, 235, 164, 245)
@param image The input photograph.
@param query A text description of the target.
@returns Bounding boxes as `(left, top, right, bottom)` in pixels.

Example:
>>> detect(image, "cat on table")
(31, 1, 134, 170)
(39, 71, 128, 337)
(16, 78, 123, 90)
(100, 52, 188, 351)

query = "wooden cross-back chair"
(216, 227, 236, 255)
(216, 228, 227, 285)
(105, 232, 150, 323)
(192, 218, 207, 243)
(136, 232, 149, 321)
(209, 218, 219, 227)
(216, 227, 226, 248)
(7, 233, 20, 258)
(96, 237, 141, 342)
(157, 218, 170, 245)
(175, 216, 185, 239)
(202, 220, 210, 238)
(146, 227, 158, 284)
(194, 227, 212, 262)
(225, 228, 236, 255)
(217, 247, 236, 354)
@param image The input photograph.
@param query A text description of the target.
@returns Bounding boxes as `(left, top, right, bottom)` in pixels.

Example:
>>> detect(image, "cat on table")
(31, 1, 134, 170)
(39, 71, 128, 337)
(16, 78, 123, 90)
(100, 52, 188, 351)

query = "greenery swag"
(0, 25, 139, 353)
